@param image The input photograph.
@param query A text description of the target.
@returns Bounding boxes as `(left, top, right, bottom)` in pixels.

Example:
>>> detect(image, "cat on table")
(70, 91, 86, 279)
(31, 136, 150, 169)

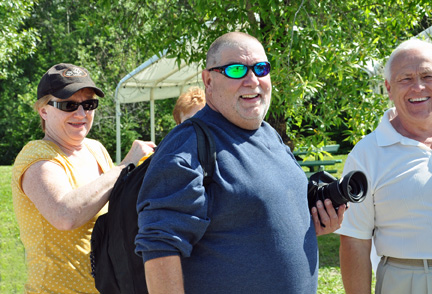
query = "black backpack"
(90, 118, 216, 294)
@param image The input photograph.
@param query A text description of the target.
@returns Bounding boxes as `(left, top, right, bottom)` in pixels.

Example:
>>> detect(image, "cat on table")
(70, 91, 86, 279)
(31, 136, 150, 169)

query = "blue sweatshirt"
(135, 106, 318, 293)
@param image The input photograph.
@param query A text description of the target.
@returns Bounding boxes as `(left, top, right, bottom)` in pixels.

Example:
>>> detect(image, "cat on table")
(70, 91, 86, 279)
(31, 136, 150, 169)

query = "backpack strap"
(187, 117, 216, 187)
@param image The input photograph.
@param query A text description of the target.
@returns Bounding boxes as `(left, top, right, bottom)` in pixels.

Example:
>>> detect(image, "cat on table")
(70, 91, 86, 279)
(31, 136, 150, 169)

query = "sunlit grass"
(0, 166, 26, 293)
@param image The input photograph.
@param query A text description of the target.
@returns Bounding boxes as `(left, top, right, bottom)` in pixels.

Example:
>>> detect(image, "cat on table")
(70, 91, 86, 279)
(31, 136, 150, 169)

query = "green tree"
(1, 0, 431, 164)
(0, 0, 39, 79)
(0, 0, 176, 164)
(109, 0, 431, 151)
(0, 0, 40, 164)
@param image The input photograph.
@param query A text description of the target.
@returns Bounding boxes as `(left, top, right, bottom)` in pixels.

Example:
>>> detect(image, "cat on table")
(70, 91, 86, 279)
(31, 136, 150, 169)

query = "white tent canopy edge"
(115, 49, 204, 163)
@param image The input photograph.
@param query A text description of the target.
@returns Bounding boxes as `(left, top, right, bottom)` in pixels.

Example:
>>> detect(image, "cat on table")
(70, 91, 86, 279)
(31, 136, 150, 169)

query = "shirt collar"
(376, 107, 425, 148)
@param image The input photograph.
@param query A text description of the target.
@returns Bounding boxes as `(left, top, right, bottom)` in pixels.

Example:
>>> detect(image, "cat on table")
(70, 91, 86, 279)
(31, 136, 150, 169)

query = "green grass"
(314, 154, 376, 293)
(0, 157, 372, 293)
(0, 166, 27, 293)
(314, 154, 345, 293)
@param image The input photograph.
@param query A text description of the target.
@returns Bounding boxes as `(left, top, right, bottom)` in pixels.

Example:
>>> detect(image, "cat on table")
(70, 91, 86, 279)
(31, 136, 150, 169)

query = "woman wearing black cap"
(11, 63, 155, 293)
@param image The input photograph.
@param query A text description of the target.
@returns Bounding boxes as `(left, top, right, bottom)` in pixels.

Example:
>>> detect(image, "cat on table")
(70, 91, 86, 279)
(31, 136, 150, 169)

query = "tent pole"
(150, 91, 155, 143)
(115, 97, 121, 165)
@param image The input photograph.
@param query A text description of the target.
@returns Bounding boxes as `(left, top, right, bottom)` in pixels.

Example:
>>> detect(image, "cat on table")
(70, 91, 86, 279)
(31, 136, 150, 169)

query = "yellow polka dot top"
(12, 139, 114, 293)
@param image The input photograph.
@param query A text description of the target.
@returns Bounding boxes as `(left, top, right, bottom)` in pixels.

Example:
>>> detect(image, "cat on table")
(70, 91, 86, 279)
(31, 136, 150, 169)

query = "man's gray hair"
(384, 38, 432, 81)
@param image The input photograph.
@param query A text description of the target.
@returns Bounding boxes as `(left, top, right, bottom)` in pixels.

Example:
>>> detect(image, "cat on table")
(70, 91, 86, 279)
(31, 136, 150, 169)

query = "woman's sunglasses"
(47, 99, 99, 112)
(208, 61, 271, 79)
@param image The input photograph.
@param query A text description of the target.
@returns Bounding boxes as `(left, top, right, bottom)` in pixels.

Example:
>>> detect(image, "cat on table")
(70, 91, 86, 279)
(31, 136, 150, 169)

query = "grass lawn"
(0, 155, 373, 293)
(314, 154, 376, 293)
(0, 166, 27, 293)
(315, 154, 346, 293)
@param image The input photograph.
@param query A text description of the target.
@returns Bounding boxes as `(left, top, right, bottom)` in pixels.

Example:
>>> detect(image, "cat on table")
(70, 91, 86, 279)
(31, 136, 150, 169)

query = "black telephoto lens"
(307, 170, 368, 211)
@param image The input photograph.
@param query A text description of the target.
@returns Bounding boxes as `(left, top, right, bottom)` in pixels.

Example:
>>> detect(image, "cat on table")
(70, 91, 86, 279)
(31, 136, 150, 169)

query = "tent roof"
(116, 50, 204, 104)
(114, 50, 205, 163)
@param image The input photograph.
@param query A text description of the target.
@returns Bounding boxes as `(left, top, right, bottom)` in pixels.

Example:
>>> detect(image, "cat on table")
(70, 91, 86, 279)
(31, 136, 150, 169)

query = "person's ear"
(385, 80, 393, 101)
(39, 106, 48, 120)
(202, 70, 213, 96)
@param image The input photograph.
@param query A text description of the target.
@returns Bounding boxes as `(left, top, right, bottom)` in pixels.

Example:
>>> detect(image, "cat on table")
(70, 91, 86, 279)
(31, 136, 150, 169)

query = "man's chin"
(238, 106, 268, 119)
(234, 115, 265, 130)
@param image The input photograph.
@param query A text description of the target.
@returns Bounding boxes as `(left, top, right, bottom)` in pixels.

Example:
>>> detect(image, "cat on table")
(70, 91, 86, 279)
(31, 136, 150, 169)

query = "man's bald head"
(206, 32, 263, 68)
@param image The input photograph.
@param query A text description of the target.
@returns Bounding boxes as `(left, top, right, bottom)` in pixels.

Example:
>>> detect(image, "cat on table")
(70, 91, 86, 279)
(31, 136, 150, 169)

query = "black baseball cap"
(37, 63, 105, 100)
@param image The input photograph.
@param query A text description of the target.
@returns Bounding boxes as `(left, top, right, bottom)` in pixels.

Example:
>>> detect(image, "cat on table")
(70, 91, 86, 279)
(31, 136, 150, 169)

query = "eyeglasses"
(208, 61, 271, 79)
(47, 99, 99, 112)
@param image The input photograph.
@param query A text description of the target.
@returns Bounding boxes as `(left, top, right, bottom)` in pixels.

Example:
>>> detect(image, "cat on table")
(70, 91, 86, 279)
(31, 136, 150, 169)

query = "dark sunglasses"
(208, 61, 271, 79)
(47, 99, 99, 112)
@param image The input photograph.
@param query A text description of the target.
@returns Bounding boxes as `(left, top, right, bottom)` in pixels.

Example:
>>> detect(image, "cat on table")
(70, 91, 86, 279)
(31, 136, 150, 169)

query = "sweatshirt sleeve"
(135, 129, 211, 262)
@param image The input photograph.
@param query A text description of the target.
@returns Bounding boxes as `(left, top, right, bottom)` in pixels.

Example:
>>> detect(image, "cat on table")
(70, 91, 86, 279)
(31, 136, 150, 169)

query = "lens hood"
(339, 170, 367, 203)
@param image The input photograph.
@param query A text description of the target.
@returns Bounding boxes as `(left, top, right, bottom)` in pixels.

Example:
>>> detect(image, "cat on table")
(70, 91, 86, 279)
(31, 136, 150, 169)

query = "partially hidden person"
(172, 86, 206, 125)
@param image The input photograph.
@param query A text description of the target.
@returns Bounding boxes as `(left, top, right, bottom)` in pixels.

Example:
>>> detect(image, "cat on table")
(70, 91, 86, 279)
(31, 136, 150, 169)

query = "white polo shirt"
(336, 107, 432, 259)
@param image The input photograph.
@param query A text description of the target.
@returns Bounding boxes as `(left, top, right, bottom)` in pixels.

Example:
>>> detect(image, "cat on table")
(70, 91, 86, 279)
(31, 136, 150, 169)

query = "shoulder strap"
(187, 117, 216, 187)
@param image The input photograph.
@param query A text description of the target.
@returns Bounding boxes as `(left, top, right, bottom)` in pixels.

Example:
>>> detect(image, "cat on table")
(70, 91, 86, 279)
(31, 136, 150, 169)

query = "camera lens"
(308, 170, 368, 210)
(339, 171, 367, 203)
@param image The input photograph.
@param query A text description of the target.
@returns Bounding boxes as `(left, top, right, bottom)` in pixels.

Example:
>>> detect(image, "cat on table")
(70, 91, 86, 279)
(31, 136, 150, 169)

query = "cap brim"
(52, 83, 105, 99)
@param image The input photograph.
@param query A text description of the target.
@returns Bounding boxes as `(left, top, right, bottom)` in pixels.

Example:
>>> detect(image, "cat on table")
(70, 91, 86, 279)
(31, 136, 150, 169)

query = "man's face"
(386, 47, 432, 126)
(202, 39, 272, 130)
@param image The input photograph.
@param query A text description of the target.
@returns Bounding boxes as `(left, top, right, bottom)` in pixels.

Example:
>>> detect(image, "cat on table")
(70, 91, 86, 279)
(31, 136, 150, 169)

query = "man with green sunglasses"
(136, 32, 345, 294)
(208, 61, 271, 79)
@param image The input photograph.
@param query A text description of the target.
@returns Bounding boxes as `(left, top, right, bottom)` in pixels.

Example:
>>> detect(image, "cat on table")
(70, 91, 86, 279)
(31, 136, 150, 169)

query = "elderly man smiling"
(337, 38, 432, 294)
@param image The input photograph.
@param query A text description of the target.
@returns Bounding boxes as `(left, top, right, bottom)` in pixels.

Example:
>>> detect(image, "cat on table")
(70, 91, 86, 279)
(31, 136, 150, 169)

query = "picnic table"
(293, 144, 342, 177)
(293, 144, 341, 157)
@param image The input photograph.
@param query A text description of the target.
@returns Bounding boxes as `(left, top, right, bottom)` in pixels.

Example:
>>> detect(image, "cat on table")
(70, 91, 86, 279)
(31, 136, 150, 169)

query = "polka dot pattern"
(12, 139, 113, 293)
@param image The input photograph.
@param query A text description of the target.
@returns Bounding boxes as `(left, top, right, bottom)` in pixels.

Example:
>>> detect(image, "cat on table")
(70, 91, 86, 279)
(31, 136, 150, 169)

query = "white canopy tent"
(114, 49, 204, 163)
(417, 25, 432, 41)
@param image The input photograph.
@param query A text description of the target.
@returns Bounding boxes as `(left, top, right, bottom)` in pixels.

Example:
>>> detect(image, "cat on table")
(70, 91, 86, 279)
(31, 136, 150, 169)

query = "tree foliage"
(0, 0, 431, 164)
(122, 0, 431, 150)
(0, 0, 40, 164)
(0, 0, 39, 79)
(0, 0, 177, 164)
